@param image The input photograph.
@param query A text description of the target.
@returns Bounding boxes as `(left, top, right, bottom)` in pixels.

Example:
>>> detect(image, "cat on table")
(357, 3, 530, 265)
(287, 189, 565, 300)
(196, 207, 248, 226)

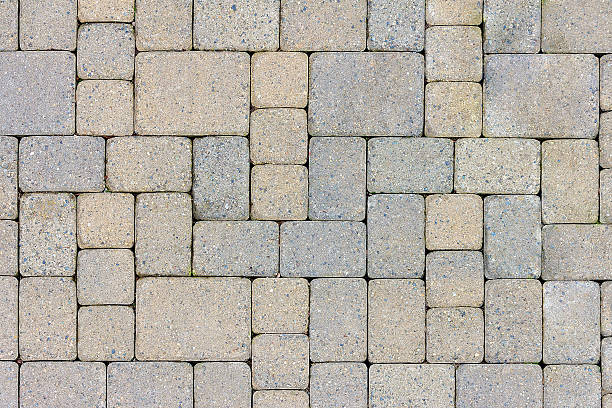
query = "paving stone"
(425, 26, 482, 82)
(603, 338, 612, 393)
(367, 0, 424, 51)
(20, 362, 105, 408)
(309, 52, 423, 136)
(369, 364, 455, 408)
(19, 277, 76, 360)
(135, 0, 191, 50)
(367, 138, 453, 193)
(426, 0, 481, 24)
(484, 195, 542, 279)
(367, 194, 424, 278)
(135, 52, 249, 135)
(135, 193, 191, 276)
(78, 0, 134, 22)
(19, 0, 76, 50)
(602, 169, 612, 223)
(542, 140, 599, 223)
(426, 251, 484, 308)
(0, 0, 17, 50)
(107, 362, 193, 408)
(251, 165, 308, 220)
(601, 112, 612, 168)
(483, 0, 540, 52)
(280, 221, 366, 277)
(193, 221, 278, 277)
(602, 282, 612, 336)
(280, 0, 366, 51)
(456, 364, 542, 408)
(484, 54, 599, 138)
(605, 394, 612, 408)
(0, 137, 17, 219)
(485, 279, 542, 363)
(310, 363, 367, 408)
(425, 194, 483, 251)
(19, 136, 105, 192)
(254, 390, 309, 408)
(0, 52, 75, 135)
(426, 307, 484, 363)
(77, 193, 134, 249)
(77, 23, 134, 79)
(252, 278, 309, 334)
(425, 82, 482, 138)
(309, 137, 366, 220)
(544, 365, 600, 408)
(77, 249, 134, 305)
(193, 137, 249, 220)
(603, 55, 612, 111)
(0, 277, 17, 359)
(194, 362, 251, 408)
(19, 193, 76, 277)
(542, 0, 612, 53)
(543, 281, 600, 364)
(78, 306, 134, 361)
(250, 108, 308, 164)
(543, 224, 612, 280)
(0, 221, 17, 276)
(310, 278, 367, 362)
(76, 80, 133, 136)
(106, 137, 192, 192)
(368, 279, 425, 363)
(252, 334, 309, 389)
(0, 362, 17, 408)
(136, 277, 250, 361)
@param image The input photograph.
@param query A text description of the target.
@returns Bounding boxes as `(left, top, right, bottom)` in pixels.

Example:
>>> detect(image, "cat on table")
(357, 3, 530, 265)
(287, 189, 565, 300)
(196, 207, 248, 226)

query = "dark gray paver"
(310, 363, 367, 408)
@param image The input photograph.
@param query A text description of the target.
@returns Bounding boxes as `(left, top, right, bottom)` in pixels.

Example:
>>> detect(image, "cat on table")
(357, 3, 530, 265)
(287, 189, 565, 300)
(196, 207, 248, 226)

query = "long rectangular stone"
(0, 0, 17, 50)
(0, 277, 17, 360)
(0, 362, 17, 408)
(0, 137, 17, 219)
(0, 221, 17, 276)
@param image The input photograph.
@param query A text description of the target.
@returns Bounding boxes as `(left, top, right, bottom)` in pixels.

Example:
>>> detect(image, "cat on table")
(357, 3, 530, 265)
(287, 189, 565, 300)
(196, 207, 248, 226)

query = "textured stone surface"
(254, 391, 309, 408)
(600, 112, 612, 168)
(77, 23, 134, 79)
(425, 26, 482, 82)
(251, 165, 308, 220)
(426, 0, 482, 24)
(310, 363, 367, 408)
(135, 0, 191, 50)
(0, 362, 17, 408)
(603, 55, 612, 111)
(77, 80, 133, 136)
(252, 334, 309, 389)
(483, 0, 540, 52)
(77, 193, 134, 249)
(194, 362, 251, 408)
(78, 306, 134, 361)
(367, 0, 424, 51)
(603, 338, 612, 393)
(0, 0, 17, 50)
(252, 278, 309, 334)
(20, 0, 76, 50)
(0, 222, 17, 276)
(78, 0, 134, 22)
(544, 365, 601, 408)
(606, 394, 612, 408)
(0, 277, 17, 359)
(0, 137, 17, 219)
(425, 82, 482, 138)
(602, 282, 612, 336)
(601, 169, 612, 223)
(77, 249, 134, 305)
(425, 194, 483, 250)
(426, 307, 484, 363)
(250, 108, 308, 164)
(426, 251, 484, 308)
(251, 52, 307, 108)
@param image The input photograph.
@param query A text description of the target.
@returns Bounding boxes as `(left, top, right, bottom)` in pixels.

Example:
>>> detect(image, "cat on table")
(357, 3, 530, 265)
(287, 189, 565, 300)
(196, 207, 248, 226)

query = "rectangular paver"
(602, 282, 612, 336)
(426, 307, 484, 363)
(483, 0, 540, 52)
(252, 334, 309, 389)
(0, 0, 17, 50)
(78, 306, 134, 361)
(135, 0, 191, 50)
(603, 55, 612, 111)
(78, 0, 134, 22)
(601, 112, 612, 168)
(0, 277, 17, 360)
(426, 0, 482, 24)
(77, 249, 134, 305)
(251, 53, 308, 108)
(544, 365, 601, 408)
(426, 251, 484, 308)
(0, 362, 17, 408)
(194, 362, 251, 408)
(20, 0, 77, 50)
(77, 193, 134, 249)
(252, 278, 309, 334)
(310, 363, 367, 408)
(603, 338, 612, 393)
(0, 137, 17, 219)
(367, 0, 424, 51)
(0, 221, 17, 276)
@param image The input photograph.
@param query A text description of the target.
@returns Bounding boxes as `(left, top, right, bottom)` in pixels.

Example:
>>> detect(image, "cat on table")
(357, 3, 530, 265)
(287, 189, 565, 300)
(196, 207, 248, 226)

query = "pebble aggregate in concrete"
(0, 362, 17, 408)
(135, 0, 192, 50)
(77, 23, 134, 79)
(0, 0, 17, 50)
(0, 137, 17, 219)
(426, 251, 484, 308)
(77, 305, 134, 361)
(0, 277, 17, 360)
(310, 363, 367, 408)
(426, 307, 484, 363)
(251, 164, 308, 220)
(425, 194, 483, 250)
(251, 52, 308, 108)
(252, 334, 309, 389)
(425, 82, 482, 138)
(252, 277, 309, 334)
(19, 0, 76, 50)
(77, 192, 134, 249)
(250, 108, 308, 164)
(194, 362, 251, 408)
(367, 0, 424, 51)
(77, 249, 134, 305)
(483, 0, 540, 52)
(0, 221, 18, 276)
(425, 26, 483, 82)
(543, 365, 601, 408)
(76, 80, 134, 136)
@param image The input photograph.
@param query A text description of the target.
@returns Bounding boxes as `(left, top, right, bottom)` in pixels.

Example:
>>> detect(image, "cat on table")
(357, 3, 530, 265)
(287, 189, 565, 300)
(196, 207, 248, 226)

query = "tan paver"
(251, 165, 308, 220)
(603, 55, 612, 111)
(601, 169, 612, 223)
(0, 362, 17, 408)
(544, 365, 601, 408)
(0, 222, 17, 276)
(254, 391, 309, 408)
(76, 80, 134, 136)
(310, 363, 367, 408)
(19, 0, 77, 50)
(367, 0, 424, 51)
(425, 26, 482, 82)
(78, 0, 134, 22)
(250, 108, 308, 164)
(425, 82, 482, 138)
(252, 278, 309, 334)
(194, 362, 251, 408)
(0, 137, 17, 219)
(0, 0, 17, 50)
(78, 306, 134, 361)
(426, 0, 482, 25)
(426, 251, 484, 308)
(426, 307, 484, 363)
(603, 338, 612, 393)
(77, 249, 134, 305)
(135, 0, 192, 50)
(601, 112, 612, 168)
(602, 282, 612, 336)
(0, 277, 17, 360)
(251, 53, 308, 107)
(483, 0, 540, 52)
(77, 193, 134, 249)
(252, 334, 309, 389)
(425, 194, 483, 251)
(77, 23, 134, 79)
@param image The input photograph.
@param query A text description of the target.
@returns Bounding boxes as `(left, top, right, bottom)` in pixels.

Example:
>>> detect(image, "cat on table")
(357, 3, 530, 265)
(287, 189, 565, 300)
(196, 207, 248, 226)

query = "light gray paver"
(310, 363, 367, 408)
(77, 80, 134, 136)
(250, 108, 308, 164)
(309, 52, 423, 136)
(19, 277, 76, 360)
(484, 54, 599, 138)
(0, 362, 17, 408)
(78, 0, 134, 22)
(0, 221, 17, 276)
(367, 194, 424, 278)
(78, 306, 134, 361)
(600, 112, 612, 168)
(77, 193, 134, 249)
(309, 137, 366, 221)
(425, 26, 482, 82)
(251, 52, 308, 108)
(254, 391, 309, 408)
(20, 362, 105, 408)
(252, 334, 309, 389)
(136, 277, 250, 361)
(310, 278, 367, 362)
(426, 251, 484, 308)
(369, 364, 455, 408)
(367, 0, 424, 51)
(193, 221, 278, 277)
(252, 278, 309, 334)
(425, 194, 483, 251)
(603, 55, 612, 111)
(606, 394, 612, 408)
(19, 193, 76, 277)
(135, 0, 191, 50)
(543, 281, 600, 364)
(194, 362, 251, 408)
(19, 0, 76, 50)
(426, 0, 482, 25)
(485, 279, 542, 363)
(425, 82, 482, 138)
(426, 307, 484, 363)
(280, 221, 366, 277)
(602, 282, 612, 336)
(0, 137, 17, 219)
(368, 279, 425, 363)
(251, 165, 308, 220)
(602, 169, 612, 223)
(0, 277, 17, 359)
(77, 249, 134, 305)
(0, 0, 17, 50)
(543, 365, 601, 408)
(483, 0, 540, 52)
(367, 138, 453, 193)
(603, 338, 612, 393)
(77, 23, 134, 79)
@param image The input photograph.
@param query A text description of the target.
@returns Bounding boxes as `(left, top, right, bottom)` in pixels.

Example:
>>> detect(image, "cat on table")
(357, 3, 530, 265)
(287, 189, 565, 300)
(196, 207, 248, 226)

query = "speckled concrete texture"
(76, 80, 134, 136)
(77, 23, 134, 79)
(77, 305, 134, 361)
(483, 0, 540, 52)
(367, 0, 424, 51)
(0, 137, 17, 219)
(251, 52, 308, 108)
(194, 362, 251, 408)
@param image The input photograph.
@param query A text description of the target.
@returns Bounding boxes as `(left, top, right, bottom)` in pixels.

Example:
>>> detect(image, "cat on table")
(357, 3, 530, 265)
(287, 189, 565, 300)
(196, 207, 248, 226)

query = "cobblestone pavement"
(0, 0, 611, 407)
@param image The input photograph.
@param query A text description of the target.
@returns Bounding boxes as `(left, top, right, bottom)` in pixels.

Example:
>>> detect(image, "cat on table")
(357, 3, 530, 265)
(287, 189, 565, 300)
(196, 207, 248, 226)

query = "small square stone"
(77, 249, 134, 305)
(250, 108, 308, 164)
(0, 137, 17, 219)
(0, 362, 17, 408)
(76, 80, 133, 136)
(19, 277, 76, 360)
(194, 362, 251, 408)
(367, 0, 424, 51)
(309, 137, 366, 220)
(426, 307, 484, 363)
(601, 112, 612, 168)
(251, 165, 308, 220)
(19, 0, 76, 50)
(485, 279, 542, 363)
(193, 137, 249, 220)
(544, 365, 601, 408)
(252, 334, 309, 390)
(425, 194, 483, 251)
(602, 170, 612, 223)
(252, 278, 309, 334)
(0, 0, 17, 50)
(135, 193, 192, 276)
(254, 391, 309, 408)
(77, 193, 134, 249)
(77, 23, 134, 79)
(426, 0, 482, 25)
(603, 55, 612, 111)
(280, 221, 366, 277)
(603, 338, 612, 393)
(135, 0, 191, 50)
(78, 306, 134, 361)
(78, 0, 134, 22)
(19, 193, 76, 277)
(602, 282, 612, 336)
(310, 278, 367, 362)
(280, 0, 366, 51)
(483, 0, 540, 52)
(425, 82, 482, 138)
(251, 52, 308, 107)
(367, 194, 424, 278)
(543, 281, 600, 364)
(0, 221, 17, 276)
(426, 251, 484, 308)
(0, 277, 17, 359)
(368, 279, 425, 363)
(425, 26, 482, 82)
(310, 363, 367, 408)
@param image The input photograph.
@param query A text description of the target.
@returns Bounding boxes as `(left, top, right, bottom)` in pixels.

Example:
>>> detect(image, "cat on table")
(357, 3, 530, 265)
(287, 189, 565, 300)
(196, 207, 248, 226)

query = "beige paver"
(251, 52, 308, 108)
(425, 194, 483, 250)
(603, 55, 612, 111)
(603, 338, 612, 393)
(602, 282, 612, 336)
(77, 23, 134, 79)
(252, 334, 309, 389)
(77, 249, 134, 305)
(77, 193, 134, 249)
(0, 277, 17, 360)
(251, 165, 308, 220)
(252, 278, 309, 334)
(77, 80, 133, 136)
(601, 169, 612, 223)
(254, 391, 309, 408)
(0, 362, 17, 408)
(426, 0, 482, 25)
(78, 0, 134, 22)
(426, 251, 484, 308)
(601, 112, 612, 168)
(194, 362, 251, 408)
(250, 108, 308, 164)
(426, 307, 484, 363)
(544, 365, 601, 408)
(0, 137, 17, 219)
(425, 26, 482, 82)
(310, 363, 367, 408)
(20, 0, 77, 50)
(0, 221, 17, 276)
(0, 0, 17, 50)
(78, 306, 134, 361)
(367, 0, 424, 51)
(135, 0, 191, 50)
(425, 82, 482, 138)
(484, 0, 540, 52)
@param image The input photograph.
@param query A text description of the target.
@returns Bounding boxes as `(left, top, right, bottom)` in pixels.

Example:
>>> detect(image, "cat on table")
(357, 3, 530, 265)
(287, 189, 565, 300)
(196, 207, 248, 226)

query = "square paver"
(252, 278, 309, 334)
(602, 112, 612, 168)
(483, 0, 540, 52)
(0, 277, 17, 360)
(425, 194, 483, 251)
(425, 26, 482, 82)
(250, 108, 307, 164)
(368, 279, 425, 363)
(0, 137, 17, 219)
(426, 0, 482, 24)
(425, 82, 482, 138)
(135, 0, 191, 50)
(194, 362, 251, 408)
(254, 391, 309, 408)
(136, 277, 250, 361)
(0, 0, 17, 50)
(602, 282, 612, 336)
(251, 165, 308, 220)
(309, 52, 423, 136)
(78, 0, 134, 22)
(77, 249, 134, 305)
(544, 365, 601, 408)
(367, 0, 424, 51)
(426, 307, 484, 363)
(0, 221, 17, 276)
(603, 55, 612, 111)
(0, 362, 17, 408)
(20, 0, 76, 50)
(77, 193, 134, 249)
(426, 251, 484, 308)
(602, 169, 612, 223)
(310, 363, 367, 408)
(77, 23, 134, 79)
(252, 334, 309, 389)
(77, 80, 133, 136)
(78, 306, 134, 361)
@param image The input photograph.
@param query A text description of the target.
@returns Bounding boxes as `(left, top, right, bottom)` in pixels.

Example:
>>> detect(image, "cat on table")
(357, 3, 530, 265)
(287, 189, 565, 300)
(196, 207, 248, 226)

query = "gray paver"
(605, 394, 612, 408)
(0, 0, 17, 50)
(602, 282, 612, 336)
(194, 362, 251, 408)
(309, 52, 423, 136)
(602, 169, 612, 223)
(544, 365, 601, 408)
(0, 362, 17, 408)
(603, 338, 612, 393)
(77, 249, 134, 305)
(367, 0, 424, 51)
(77, 23, 134, 79)
(484, 54, 599, 138)
(425, 194, 483, 251)
(600, 112, 612, 168)
(309, 137, 366, 221)
(426, 307, 484, 363)
(368, 279, 425, 363)
(251, 165, 308, 220)
(280, 221, 366, 277)
(0, 137, 17, 219)
(425, 26, 482, 82)
(77, 193, 134, 249)
(19, 0, 76, 50)
(0, 221, 17, 276)
(252, 334, 309, 389)
(254, 391, 309, 408)
(76, 80, 134, 136)
(310, 363, 367, 408)
(483, 0, 540, 52)
(426, 251, 484, 308)
(251, 52, 308, 108)
(135, 0, 191, 50)
(250, 108, 308, 164)
(426, 0, 482, 25)
(0, 277, 17, 359)
(78, 0, 134, 22)
(78, 306, 134, 361)
(425, 82, 482, 138)
(252, 278, 309, 334)
(603, 55, 612, 111)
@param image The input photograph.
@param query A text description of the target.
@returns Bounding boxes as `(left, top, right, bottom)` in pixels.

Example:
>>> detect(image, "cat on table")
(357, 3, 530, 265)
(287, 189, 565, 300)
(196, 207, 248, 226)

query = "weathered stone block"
(77, 193, 134, 249)
(194, 362, 251, 408)
(310, 363, 367, 408)
(367, 0, 424, 51)
(250, 108, 308, 164)
(78, 306, 134, 361)
(77, 23, 134, 79)
(425, 194, 483, 250)
(425, 26, 482, 82)
(251, 165, 308, 220)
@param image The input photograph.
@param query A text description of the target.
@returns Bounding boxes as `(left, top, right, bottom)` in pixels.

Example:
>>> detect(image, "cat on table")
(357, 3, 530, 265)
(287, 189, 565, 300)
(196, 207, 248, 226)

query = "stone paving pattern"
(0, 0, 611, 407)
